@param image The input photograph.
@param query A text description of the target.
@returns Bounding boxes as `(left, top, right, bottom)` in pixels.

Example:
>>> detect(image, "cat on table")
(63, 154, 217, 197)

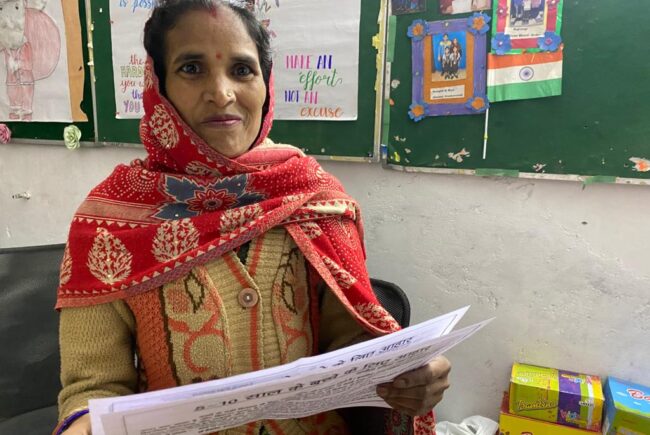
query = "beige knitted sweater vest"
(58, 228, 366, 434)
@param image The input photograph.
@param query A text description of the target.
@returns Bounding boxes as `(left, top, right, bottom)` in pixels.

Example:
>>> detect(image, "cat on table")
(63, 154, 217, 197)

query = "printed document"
(90, 306, 492, 435)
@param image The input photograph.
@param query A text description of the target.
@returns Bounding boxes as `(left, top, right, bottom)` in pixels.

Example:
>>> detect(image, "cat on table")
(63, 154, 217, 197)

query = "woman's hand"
(61, 413, 91, 435)
(376, 356, 451, 417)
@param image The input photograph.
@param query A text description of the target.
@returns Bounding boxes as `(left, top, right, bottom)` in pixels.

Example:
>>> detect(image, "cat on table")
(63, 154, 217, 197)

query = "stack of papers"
(90, 306, 493, 435)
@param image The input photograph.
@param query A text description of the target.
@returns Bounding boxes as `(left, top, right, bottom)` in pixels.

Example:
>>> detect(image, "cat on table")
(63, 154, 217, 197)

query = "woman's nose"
(203, 76, 235, 106)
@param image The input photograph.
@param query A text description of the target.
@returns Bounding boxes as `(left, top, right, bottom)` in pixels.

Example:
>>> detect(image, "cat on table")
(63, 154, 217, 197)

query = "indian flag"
(487, 50, 563, 102)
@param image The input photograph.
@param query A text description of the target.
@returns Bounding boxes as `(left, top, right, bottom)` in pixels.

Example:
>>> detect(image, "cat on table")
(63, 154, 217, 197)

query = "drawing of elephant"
(0, 0, 61, 121)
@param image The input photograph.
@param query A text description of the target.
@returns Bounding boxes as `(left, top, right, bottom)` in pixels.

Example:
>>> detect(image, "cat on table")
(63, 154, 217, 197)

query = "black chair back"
(370, 278, 411, 327)
(0, 244, 64, 424)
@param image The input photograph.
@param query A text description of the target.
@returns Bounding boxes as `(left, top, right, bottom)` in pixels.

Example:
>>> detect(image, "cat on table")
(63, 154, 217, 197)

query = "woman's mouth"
(202, 115, 242, 128)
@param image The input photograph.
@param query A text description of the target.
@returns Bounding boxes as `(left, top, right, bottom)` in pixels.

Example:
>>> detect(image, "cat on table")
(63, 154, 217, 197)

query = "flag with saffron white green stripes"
(487, 50, 563, 103)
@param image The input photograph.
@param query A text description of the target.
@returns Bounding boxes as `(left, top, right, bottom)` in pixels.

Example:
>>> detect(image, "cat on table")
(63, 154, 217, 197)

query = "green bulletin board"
(384, 0, 650, 181)
(8, 0, 650, 183)
(89, 0, 384, 160)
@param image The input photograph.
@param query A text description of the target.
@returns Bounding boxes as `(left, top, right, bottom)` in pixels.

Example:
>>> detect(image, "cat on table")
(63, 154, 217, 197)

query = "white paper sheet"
(0, 0, 73, 122)
(90, 307, 494, 435)
(257, 0, 361, 121)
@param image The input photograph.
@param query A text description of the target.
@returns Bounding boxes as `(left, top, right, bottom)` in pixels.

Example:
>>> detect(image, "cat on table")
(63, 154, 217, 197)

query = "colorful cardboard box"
(500, 393, 599, 435)
(603, 377, 650, 435)
(509, 363, 604, 431)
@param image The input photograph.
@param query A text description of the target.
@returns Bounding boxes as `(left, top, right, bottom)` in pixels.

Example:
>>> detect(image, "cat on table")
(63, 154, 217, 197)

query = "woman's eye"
(234, 64, 253, 76)
(179, 63, 200, 74)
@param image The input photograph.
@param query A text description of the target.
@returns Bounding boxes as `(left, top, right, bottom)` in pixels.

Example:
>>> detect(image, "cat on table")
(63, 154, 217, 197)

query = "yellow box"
(509, 363, 604, 431)
(500, 393, 598, 435)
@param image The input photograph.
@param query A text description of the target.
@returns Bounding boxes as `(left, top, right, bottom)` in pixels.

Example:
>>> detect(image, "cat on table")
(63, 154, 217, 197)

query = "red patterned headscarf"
(55, 59, 400, 336)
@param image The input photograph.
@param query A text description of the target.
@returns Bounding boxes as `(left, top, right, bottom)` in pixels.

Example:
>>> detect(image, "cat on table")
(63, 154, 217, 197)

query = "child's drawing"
(251, 0, 280, 39)
(0, 0, 61, 121)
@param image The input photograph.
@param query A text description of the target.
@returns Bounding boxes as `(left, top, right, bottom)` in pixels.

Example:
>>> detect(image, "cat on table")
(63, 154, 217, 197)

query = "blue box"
(603, 377, 650, 435)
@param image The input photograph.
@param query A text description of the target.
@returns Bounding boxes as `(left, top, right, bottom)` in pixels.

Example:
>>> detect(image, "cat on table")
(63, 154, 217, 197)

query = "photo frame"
(492, 0, 563, 54)
(408, 14, 489, 121)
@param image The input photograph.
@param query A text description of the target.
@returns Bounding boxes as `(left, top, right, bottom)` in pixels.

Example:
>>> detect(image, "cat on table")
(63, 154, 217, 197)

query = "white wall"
(2, 142, 649, 423)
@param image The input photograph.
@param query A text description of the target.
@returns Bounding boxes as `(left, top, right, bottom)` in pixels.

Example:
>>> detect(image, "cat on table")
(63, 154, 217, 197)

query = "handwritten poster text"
(109, 0, 153, 119)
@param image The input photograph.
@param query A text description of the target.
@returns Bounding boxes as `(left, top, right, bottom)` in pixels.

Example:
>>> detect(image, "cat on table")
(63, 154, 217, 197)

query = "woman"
(54, 1, 451, 434)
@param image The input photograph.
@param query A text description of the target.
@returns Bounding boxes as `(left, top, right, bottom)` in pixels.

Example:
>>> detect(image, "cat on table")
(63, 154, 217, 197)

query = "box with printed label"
(509, 363, 604, 431)
(499, 393, 598, 435)
(602, 377, 650, 435)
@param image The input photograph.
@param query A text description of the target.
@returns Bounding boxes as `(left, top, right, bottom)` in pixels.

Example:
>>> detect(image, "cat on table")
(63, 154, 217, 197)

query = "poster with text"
(109, 0, 152, 119)
(254, 0, 361, 121)
(0, 0, 80, 122)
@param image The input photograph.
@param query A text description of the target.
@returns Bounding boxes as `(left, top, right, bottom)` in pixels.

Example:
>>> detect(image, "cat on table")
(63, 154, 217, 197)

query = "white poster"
(109, 0, 152, 119)
(0, 0, 73, 122)
(255, 0, 361, 121)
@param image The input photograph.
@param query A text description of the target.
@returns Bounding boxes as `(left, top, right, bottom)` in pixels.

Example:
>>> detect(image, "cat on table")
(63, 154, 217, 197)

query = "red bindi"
(215, 53, 222, 60)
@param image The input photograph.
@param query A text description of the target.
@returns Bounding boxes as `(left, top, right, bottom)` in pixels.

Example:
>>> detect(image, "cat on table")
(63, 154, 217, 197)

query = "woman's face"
(164, 8, 266, 158)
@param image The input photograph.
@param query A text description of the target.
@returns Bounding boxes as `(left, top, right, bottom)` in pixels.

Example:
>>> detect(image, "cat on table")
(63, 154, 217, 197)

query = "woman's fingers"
(393, 356, 451, 388)
(376, 356, 452, 416)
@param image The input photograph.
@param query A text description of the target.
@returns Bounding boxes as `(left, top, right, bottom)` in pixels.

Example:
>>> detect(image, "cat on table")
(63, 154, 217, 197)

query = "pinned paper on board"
(491, 0, 563, 54)
(408, 14, 489, 121)
(0, 0, 84, 122)
(440, 0, 491, 15)
(391, 0, 426, 15)
(109, 0, 151, 119)
(254, 0, 361, 121)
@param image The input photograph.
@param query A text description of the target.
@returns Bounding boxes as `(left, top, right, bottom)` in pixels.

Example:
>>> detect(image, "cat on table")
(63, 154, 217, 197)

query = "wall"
(2, 142, 649, 423)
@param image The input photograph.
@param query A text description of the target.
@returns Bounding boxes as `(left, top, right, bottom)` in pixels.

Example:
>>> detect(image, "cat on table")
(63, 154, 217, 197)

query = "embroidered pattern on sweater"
(272, 246, 313, 364)
(162, 266, 231, 384)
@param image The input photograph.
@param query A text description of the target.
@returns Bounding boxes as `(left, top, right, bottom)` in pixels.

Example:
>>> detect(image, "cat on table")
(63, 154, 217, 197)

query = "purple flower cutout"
(467, 12, 491, 35)
(407, 19, 427, 41)
(465, 96, 490, 113)
(492, 33, 512, 55)
(408, 103, 426, 122)
(538, 32, 562, 51)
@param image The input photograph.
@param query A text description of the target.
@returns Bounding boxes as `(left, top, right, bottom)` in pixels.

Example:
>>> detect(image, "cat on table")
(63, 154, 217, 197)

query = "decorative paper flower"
(407, 20, 427, 41)
(468, 12, 491, 35)
(538, 32, 562, 51)
(63, 125, 82, 150)
(0, 124, 11, 144)
(408, 103, 426, 122)
(465, 96, 489, 112)
(492, 33, 512, 55)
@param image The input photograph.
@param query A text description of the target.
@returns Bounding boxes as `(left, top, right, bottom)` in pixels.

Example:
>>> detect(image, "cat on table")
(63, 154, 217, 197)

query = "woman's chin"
(205, 139, 251, 158)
